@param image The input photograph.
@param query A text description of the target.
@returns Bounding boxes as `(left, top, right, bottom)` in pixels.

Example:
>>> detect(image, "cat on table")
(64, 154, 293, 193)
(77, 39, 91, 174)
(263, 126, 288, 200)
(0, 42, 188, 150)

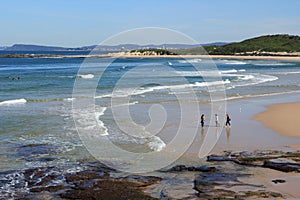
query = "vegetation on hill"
(175, 34, 300, 55)
(130, 48, 177, 55)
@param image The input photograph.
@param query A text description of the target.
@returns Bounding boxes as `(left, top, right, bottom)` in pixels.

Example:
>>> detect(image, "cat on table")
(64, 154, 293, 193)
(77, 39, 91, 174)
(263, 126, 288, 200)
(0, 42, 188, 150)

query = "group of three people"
(200, 113, 231, 128)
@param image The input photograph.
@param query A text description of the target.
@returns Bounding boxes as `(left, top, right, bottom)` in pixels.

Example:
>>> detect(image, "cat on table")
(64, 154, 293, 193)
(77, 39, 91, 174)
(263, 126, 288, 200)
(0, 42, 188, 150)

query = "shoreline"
(254, 102, 300, 138)
(108, 53, 300, 61)
(1, 53, 300, 61)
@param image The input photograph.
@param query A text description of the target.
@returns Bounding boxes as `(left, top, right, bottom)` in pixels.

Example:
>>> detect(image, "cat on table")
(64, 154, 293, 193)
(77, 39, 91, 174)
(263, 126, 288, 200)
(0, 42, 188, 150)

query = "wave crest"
(0, 98, 27, 106)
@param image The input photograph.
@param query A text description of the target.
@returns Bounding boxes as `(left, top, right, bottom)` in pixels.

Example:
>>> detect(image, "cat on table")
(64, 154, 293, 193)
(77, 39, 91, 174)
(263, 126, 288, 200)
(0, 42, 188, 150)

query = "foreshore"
(10, 149, 300, 199)
(254, 102, 300, 138)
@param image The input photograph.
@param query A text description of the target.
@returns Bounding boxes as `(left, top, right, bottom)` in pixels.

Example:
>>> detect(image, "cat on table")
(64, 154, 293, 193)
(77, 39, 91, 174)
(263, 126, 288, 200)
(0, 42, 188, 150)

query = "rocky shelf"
(1, 150, 299, 199)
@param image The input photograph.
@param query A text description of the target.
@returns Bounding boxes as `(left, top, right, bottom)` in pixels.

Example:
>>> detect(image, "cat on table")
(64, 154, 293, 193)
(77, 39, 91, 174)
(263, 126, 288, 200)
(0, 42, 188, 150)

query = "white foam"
(286, 71, 300, 74)
(74, 107, 109, 136)
(77, 74, 94, 79)
(147, 136, 166, 152)
(194, 79, 230, 87)
(238, 75, 255, 81)
(224, 61, 247, 65)
(221, 69, 238, 74)
(59, 75, 75, 78)
(218, 90, 300, 102)
(96, 80, 231, 99)
(252, 62, 296, 66)
(178, 58, 202, 63)
(0, 171, 29, 199)
(112, 101, 139, 108)
(95, 107, 109, 136)
(64, 98, 75, 101)
(175, 71, 221, 77)
(175, 69, 241, 77)
(0, 98, 27, 106)
(97, 120, 109, 136)
(232, 73, 278, 87)
(277, 71, 300, 75)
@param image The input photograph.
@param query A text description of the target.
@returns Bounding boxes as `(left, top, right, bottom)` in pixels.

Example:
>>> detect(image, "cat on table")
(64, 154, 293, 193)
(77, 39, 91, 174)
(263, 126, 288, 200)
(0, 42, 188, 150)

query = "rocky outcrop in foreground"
(1, 162, 160, 200)
(1, 150, 299, 199)
(207, 150, 300, 172)
(157, 150, 299, 199)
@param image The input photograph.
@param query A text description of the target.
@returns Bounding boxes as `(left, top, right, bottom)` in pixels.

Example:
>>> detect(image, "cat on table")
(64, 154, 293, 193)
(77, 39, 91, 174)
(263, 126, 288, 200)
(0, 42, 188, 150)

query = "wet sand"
(254, 102, 300, 138)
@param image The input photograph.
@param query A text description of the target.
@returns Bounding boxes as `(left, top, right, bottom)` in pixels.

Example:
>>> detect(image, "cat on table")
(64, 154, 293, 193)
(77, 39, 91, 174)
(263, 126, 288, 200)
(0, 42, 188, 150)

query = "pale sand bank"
(254, 102, 300, 138)
(3, 53, 300, 61)
(107, 52, 300, 61)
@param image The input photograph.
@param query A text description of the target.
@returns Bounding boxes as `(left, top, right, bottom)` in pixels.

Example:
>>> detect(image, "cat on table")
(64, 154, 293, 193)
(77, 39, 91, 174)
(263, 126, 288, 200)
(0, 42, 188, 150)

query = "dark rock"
(62, 170, 159, 199)
(207, 155, 232, 161)
(188, 166, 217, 172)
(194, 171, 283, 199)
(170, 165, 187, 171)
(17, 144, 58, 162)
(3, 164, 158, 200)
(119, 175, 162, 187)
(24, 167, 57, 187)
(207, 150, 300, 173)
(65, 170, 108, 183)
(38, 157, 56, 162)
(30, 185, 65, 193)
(263, 159, 300, 172)
(167, 165, 216, 173)
(60, 179, 157, 200)
(237, 190, 283, 198)
(84, 161, 118, 173)
(272, 179, 286, 184)
(19, 191, 60, 200)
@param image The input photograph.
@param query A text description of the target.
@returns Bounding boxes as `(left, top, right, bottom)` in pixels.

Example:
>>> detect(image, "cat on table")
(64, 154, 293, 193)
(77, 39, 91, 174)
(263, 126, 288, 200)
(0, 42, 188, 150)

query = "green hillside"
(176, 34, 300, 55)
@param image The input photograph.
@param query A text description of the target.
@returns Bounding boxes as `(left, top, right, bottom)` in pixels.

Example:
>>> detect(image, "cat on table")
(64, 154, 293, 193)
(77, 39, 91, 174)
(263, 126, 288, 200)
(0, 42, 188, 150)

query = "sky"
(1, 0, 299, 47)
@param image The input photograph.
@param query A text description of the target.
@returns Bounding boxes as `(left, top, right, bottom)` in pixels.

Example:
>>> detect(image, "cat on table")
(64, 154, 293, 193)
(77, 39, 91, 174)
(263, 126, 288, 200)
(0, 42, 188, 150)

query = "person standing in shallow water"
(215, 114, 219, 127)
(226, 113, 231, 127)
(200, 114, 205, 128)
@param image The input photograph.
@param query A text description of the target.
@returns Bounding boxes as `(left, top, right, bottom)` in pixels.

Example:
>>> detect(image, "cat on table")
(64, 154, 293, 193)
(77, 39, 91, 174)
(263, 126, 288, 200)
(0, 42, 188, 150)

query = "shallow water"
(1, 53, 300, 174)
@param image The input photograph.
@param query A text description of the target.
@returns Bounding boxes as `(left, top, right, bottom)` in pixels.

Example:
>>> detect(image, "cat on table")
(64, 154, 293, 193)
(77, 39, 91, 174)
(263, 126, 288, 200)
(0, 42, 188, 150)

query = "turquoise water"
(1, 53, 300, 196)
(1, 55, 300, 169)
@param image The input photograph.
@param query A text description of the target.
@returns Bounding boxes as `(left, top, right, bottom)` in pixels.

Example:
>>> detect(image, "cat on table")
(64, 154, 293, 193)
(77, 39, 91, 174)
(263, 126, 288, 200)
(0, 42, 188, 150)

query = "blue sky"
(1, 0, 299, 47)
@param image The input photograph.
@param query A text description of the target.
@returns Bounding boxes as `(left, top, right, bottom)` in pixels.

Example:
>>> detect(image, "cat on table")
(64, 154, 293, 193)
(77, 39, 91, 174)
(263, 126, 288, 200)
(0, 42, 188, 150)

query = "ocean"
(1, 51, 300, 195)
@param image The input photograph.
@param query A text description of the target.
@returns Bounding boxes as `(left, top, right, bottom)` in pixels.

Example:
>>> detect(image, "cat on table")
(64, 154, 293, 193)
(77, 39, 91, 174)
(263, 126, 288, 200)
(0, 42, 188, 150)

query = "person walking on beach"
(215, 114, 219, 127)
(226, 113, 231, 127)
(200, 114, 205, 128)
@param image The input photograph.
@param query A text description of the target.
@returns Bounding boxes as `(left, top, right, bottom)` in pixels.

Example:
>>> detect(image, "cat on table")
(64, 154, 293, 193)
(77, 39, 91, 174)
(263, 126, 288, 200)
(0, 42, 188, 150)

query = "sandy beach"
(107, 52, 300, 61)
(2, 52, 300, 61)
(254, 102, 300, 138)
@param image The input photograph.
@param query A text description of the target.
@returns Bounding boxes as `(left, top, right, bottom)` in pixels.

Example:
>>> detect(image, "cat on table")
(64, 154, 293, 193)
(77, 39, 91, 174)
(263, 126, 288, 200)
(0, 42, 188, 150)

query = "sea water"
(1, 53, 300, 173)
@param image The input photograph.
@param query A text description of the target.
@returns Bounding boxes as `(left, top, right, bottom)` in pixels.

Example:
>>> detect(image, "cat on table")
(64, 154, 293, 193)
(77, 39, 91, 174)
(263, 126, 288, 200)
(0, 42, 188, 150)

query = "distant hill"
(4, 34, 299, 55)
(0, 46, 7, 50)
(4, 44, 69, 51)
(176, 34, 300, 55)
(1, 43, 228, 52)
(201, 42, 228, 47)
(208, 34, 300, 55)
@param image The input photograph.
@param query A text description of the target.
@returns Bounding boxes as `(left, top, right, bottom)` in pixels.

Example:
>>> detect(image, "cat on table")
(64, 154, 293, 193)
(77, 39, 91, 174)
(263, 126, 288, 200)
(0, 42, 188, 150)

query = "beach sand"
(254, 102, 300, 138)
(107, 52, 300, 61)
(3, 52, 300, 61)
